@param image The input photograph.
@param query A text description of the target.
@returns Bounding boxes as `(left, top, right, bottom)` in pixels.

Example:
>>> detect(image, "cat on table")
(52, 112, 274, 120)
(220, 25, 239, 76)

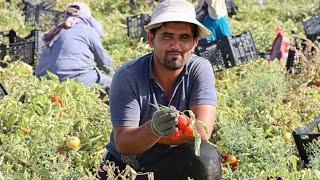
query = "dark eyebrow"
(161, 32, 174, 36)
(180, 33, 192, 37)
(160, 32, 192, 38)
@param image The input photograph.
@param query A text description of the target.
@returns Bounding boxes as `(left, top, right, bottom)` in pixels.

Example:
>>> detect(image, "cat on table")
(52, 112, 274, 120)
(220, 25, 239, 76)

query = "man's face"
(148, 22, 198, 71)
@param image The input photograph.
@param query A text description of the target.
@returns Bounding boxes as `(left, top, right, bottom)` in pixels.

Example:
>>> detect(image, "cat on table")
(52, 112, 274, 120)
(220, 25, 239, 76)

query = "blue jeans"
(73, 69, 112, 90)
(98, 141, 222, 180)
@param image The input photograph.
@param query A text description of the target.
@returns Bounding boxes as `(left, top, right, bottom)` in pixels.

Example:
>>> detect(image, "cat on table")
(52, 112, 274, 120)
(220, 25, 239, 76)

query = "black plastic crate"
(24, 3, 64, 30)
(293, 116, 320, 167)
(194, 39, 226, 72)
(303, 14, 320, 42)
(23, 0, 56, 10)
(219, 31, 258, 67)
(0, 29, 40, 65)
(126, 13, 150, 40)
(0, 29, 41, 44)
(226, 0, 238, 17)
(26, 29, 42, 54)
(0, 41, 35, 65)
(0, 83, 8, 98)
(8, 41, 35, 65)
(0, 30, 25, 44)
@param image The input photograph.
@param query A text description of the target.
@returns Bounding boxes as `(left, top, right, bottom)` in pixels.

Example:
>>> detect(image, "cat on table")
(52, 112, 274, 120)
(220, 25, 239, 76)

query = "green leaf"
(46, 71, 60, 82)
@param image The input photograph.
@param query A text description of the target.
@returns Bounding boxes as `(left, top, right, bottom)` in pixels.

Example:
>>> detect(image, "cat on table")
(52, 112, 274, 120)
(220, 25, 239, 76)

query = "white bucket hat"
(145, 0, 211, 38)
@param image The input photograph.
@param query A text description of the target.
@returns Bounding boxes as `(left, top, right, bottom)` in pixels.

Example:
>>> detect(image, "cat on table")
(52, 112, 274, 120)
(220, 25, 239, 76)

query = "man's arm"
(190, 104, 216, 140)
(90, 31, 114, 74)
(113, 121, 161, 156)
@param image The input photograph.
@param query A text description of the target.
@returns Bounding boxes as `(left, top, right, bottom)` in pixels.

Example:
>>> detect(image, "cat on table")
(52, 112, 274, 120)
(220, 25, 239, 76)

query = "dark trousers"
(98, 141, 222, 180)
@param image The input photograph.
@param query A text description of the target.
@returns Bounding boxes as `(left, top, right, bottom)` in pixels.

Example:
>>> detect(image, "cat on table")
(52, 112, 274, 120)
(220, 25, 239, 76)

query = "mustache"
(165, 50, 183, 55)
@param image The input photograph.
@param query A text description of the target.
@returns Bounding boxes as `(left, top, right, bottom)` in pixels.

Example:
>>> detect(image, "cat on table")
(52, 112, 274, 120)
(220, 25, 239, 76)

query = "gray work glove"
(151, 106, 178, 136)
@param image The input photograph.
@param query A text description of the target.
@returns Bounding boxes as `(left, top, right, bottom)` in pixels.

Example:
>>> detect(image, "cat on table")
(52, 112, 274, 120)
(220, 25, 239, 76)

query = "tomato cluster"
(221, 151, 239, 170)
(170, 114, 194, 141)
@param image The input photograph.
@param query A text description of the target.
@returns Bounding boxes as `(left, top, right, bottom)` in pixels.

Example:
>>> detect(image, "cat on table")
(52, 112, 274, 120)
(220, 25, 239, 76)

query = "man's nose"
(169, 38, 181, 50)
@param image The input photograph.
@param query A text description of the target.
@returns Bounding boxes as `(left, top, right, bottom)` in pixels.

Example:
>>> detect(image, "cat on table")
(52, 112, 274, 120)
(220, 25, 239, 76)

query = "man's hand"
(151, 106, 178, 136)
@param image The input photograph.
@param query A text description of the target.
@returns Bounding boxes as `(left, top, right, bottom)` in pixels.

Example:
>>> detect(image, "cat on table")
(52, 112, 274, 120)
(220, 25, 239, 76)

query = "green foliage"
(217, 120, 300, 179)
(0, 62, 111, 178)
(216, 56, 320, 178)
(231, 0, 319, 52)
(1, 0, 320, 179)
(307, 141, 320, 170)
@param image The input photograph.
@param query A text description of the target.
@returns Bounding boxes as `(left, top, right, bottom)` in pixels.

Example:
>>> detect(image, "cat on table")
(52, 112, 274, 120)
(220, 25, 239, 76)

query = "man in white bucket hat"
(99, 0, 221, 179)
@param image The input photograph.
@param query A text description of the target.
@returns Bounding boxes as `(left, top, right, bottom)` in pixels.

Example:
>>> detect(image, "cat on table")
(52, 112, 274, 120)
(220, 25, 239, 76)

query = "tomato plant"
(1, 0, 320, 179)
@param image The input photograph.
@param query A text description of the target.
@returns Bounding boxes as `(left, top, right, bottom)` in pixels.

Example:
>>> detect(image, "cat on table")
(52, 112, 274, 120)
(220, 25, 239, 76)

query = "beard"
(162, 52, 185, 71)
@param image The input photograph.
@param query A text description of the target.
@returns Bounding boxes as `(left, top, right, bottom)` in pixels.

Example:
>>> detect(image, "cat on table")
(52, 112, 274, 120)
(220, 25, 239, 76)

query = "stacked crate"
(195, 31, 258, 71)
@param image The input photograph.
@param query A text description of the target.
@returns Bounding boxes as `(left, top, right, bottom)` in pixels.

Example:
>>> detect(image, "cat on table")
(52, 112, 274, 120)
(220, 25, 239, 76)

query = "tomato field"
(0, 0, 320, 179)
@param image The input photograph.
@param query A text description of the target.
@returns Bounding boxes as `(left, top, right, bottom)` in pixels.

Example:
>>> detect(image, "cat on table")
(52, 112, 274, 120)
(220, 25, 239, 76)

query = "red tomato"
(314, 81, 320, 87)
(227, 155, 239, 170)
(183, 124, 194, 138)
(170, 130, 183, 141)
(177, 115, 189, 131)
(51, 95, 65, 107)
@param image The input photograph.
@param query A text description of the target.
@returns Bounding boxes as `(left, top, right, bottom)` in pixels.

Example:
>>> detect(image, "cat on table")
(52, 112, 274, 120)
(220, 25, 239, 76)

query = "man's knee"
(187, 141, 222, 180)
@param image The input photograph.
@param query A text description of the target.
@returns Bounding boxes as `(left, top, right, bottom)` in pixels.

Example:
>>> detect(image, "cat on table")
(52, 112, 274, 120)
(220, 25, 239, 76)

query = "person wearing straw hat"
(99, 0, 221, 179)
(35, 2, 114, 92)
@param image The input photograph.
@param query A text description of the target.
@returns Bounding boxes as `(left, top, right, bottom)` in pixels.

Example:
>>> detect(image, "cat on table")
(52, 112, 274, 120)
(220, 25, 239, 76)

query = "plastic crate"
(0, 30, 25, 44)
(23, 0, 56, 10)
(0, 83, 8, 98)
(194, 39, 226, 72)
(0, 29, 41, 44)
(303, 14, 320, 42)
(0, 29, 40, 65)
(24, 3, 64, 30)
(126, 14, 150, 40)
(293, 116, 320, 167)
(226, 0, 238, 17)
(219, 31, 258, 67)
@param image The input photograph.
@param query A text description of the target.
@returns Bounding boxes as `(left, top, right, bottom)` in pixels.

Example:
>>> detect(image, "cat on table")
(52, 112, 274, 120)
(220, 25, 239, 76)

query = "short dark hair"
(149, 22, 199, 39)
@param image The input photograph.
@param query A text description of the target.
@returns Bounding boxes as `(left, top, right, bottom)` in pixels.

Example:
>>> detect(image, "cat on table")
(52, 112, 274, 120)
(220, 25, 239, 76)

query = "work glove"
(151, 106, 178, 136)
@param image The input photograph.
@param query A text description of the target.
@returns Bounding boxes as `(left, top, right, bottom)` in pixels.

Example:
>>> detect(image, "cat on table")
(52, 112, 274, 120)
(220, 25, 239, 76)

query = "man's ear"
(191, 37, 200, 52)
(147, 32, 155, 48)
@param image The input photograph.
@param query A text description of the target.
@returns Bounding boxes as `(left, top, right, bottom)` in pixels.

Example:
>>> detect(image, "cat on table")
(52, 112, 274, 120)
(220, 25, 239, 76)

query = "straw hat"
(145, 0, 211, 38)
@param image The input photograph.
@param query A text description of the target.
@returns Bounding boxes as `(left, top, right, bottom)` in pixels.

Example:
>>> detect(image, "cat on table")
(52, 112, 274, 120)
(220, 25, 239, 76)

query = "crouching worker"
(35, 2, 114, 91)
(98, 0, 221, 179)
